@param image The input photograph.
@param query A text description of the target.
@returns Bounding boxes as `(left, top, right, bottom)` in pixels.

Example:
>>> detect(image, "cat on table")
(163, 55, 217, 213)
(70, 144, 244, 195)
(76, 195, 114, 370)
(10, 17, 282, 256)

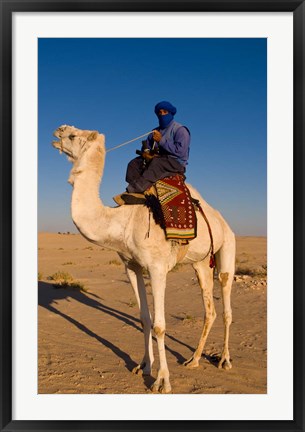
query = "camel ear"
(87, 131, 99, 141)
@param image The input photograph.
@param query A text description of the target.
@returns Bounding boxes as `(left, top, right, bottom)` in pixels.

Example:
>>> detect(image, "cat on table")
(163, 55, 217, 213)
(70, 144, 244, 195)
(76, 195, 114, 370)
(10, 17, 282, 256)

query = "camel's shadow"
(38, 281, 141, 373)
(38, 281, 195, 388)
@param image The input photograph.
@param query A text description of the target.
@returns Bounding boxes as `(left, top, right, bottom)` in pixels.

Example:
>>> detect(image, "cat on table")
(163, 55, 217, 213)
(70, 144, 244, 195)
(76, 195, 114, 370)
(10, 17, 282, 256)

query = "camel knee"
(206, 305, 217, 323)
(219, 272, 229, 286)
(153, 325, 165, 337)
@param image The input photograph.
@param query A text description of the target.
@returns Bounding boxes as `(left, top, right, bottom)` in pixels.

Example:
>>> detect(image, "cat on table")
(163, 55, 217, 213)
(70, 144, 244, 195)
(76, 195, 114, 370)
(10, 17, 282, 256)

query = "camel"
(52, 125, 236, 394)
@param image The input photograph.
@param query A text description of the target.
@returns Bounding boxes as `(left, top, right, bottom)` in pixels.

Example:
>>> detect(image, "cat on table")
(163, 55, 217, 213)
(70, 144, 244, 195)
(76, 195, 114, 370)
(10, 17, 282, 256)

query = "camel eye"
(69, 134, 76, 140)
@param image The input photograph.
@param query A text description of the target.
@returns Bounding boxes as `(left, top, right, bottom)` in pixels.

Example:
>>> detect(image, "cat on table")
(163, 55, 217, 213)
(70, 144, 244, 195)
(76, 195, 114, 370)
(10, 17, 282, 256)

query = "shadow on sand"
(38, 281, 203, 388)
(39, 281, 141, 371)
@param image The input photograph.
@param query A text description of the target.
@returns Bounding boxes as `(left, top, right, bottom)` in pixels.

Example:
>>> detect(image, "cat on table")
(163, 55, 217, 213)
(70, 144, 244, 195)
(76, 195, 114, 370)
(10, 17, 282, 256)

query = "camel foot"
(183, 356, 200, 369)
(151, 378, 172, 394)
(132, 362, 151, 376)
(218, 358, 232, 370)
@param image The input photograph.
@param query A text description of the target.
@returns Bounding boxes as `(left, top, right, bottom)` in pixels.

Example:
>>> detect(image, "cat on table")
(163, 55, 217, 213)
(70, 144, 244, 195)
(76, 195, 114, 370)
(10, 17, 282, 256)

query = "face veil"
(157, 112, 174, 128)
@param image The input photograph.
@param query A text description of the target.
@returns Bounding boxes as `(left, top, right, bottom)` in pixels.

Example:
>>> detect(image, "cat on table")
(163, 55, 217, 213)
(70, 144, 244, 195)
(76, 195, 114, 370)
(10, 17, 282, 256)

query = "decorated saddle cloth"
(146, 174, 197, 241)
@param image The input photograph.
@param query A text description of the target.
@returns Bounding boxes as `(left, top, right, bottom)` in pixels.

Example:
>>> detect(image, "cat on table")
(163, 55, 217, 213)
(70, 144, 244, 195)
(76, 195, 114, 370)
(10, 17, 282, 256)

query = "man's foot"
(113, 192, 146, 206)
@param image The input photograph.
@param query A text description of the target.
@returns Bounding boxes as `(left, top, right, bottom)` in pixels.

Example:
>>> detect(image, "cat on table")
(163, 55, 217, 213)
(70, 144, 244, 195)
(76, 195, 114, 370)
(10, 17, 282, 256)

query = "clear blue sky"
(38, 38, 266, 236)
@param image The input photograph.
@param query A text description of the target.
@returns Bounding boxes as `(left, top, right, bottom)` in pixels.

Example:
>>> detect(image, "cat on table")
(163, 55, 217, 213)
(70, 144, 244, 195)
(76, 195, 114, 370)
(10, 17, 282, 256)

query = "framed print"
(1, 1, 304, 431)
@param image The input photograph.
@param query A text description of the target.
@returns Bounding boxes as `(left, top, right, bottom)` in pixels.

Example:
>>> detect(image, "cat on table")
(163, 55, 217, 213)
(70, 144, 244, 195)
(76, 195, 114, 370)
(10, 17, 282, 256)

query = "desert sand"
(38, 232, 267, 394)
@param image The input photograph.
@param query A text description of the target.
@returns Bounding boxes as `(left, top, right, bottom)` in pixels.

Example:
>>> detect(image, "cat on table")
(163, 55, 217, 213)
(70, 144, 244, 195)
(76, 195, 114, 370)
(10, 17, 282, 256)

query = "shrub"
(235, 266, 255, 276)
(108, 259, 122, 266)
(48, 271, 87, 292)
(235, 265, 267, 277)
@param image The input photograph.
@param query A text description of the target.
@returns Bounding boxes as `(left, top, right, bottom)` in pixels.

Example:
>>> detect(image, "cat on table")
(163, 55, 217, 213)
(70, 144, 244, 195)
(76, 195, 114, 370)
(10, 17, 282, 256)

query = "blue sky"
(38, 38, 266, 236)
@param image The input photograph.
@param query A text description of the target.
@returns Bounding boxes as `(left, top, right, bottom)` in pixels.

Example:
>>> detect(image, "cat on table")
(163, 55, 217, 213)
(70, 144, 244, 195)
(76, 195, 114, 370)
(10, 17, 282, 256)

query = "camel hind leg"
(184, 259, 216, 368)
(215, 228, 236, 370)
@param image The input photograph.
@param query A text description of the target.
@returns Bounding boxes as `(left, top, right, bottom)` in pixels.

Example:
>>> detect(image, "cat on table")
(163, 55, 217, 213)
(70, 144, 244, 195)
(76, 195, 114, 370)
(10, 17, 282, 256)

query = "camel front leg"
(149, 267, 171, 394)
(125, 263, 154, 376)
(184, 260, 216, 368)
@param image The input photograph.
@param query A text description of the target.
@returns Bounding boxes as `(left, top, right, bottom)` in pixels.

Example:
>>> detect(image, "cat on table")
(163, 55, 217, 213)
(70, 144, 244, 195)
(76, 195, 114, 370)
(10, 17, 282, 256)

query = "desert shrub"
(260, 264, 267, 275)
(235, 266, 256, 276)
(182, 314, 196, 324)
(48, 271, 87, 292)
(49, 271, 73, 284)
(108, 259, 122, 266)
(127, 299, 137, 308)
(235, 265, 267, 277)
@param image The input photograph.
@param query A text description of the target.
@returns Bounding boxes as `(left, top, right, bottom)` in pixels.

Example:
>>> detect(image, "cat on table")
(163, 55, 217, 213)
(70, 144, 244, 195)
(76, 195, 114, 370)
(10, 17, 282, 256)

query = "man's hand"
(142, 150, 156, 162)
(152, 130, 162, 143)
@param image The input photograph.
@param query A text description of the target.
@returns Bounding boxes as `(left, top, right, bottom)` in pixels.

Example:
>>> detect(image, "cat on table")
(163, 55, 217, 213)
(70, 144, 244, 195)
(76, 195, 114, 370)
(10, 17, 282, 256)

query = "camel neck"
(71, 168, 105, 240)
(69, 147, 127, 252)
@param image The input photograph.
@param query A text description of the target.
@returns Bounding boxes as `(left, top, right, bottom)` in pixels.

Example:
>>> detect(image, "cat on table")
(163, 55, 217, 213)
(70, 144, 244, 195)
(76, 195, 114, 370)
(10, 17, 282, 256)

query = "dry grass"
(108, 259, 122, 266)
(235, 266, 256, 276)
(127, 299, 137, 308)
(235, 265, 267, 277)
(48, 271, 88, 292)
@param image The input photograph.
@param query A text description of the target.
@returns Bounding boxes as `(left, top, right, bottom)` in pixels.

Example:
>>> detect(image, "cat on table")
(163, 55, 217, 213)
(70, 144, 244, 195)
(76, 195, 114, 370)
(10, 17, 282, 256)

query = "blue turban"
(154, 101, 177, 115)
(154, 101, 177, 128)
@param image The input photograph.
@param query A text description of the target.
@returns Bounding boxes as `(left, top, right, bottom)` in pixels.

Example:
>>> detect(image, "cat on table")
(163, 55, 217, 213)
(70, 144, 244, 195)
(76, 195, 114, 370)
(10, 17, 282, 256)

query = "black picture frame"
(1, 1, 304, 431)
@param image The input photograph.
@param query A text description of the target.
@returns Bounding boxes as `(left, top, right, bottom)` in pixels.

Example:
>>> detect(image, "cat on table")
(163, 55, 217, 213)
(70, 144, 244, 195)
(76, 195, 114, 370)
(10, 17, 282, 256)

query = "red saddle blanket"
(147, 174, 197, 241)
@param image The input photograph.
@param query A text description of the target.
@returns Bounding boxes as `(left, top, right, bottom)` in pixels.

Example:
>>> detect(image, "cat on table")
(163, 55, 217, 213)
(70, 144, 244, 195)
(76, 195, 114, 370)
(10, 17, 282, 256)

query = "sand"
(38, 233, 267, 394)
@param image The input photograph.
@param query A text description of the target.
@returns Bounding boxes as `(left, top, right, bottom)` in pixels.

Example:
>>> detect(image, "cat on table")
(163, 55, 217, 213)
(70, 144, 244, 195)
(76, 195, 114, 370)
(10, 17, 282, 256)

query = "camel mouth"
(52, 139, 65, 155)
(52, 130, 61, 146)
(52, 137, 75, 159)
(52, 139, 61, 149)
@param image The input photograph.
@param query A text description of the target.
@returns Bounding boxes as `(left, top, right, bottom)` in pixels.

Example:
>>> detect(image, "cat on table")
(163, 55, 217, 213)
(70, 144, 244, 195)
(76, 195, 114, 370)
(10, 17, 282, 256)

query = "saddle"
(113, 174, 197, 242)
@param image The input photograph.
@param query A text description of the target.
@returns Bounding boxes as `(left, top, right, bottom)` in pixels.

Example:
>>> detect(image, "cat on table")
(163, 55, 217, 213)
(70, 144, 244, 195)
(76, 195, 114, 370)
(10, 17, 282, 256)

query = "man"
(125, 101, 191, 193)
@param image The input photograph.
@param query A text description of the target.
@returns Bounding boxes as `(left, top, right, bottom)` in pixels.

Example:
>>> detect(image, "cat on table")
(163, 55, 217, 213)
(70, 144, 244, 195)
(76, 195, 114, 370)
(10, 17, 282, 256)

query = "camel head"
(52, 125, 106, 184)
(52, 125, 105, 161)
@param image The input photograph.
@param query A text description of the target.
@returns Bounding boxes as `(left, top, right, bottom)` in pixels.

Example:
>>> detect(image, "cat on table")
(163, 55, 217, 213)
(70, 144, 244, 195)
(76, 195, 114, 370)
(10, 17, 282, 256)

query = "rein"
(106, 131, 152, 153)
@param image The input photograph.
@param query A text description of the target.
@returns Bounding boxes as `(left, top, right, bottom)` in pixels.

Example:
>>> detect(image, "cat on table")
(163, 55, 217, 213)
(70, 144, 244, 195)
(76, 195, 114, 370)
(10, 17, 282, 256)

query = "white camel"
(52, 125, 236, 394)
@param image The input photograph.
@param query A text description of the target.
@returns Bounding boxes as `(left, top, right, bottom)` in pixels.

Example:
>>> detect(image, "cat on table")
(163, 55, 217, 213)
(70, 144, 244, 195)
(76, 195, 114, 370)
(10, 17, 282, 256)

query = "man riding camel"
(125, 101, 191, 193)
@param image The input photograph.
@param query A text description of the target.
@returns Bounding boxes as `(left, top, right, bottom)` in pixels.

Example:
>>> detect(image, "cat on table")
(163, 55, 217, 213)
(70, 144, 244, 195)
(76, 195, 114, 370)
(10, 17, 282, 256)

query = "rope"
(106, 131, 152, 153)
(193, 199, 216, 269)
